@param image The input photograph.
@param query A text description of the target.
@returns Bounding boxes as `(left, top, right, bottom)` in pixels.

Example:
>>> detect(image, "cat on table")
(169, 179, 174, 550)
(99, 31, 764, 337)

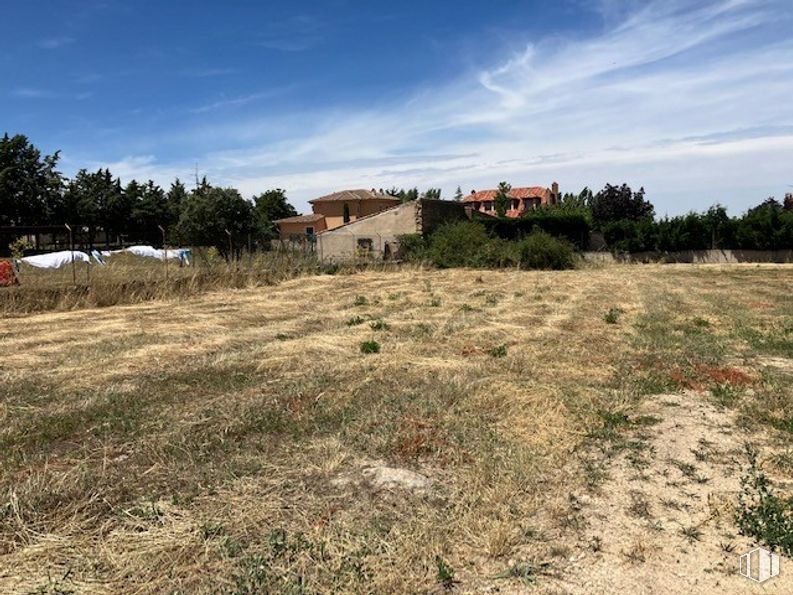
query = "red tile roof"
(309, 189, 402, 203)
(462, 186, 552, 203)
(274, 214, 325, 224)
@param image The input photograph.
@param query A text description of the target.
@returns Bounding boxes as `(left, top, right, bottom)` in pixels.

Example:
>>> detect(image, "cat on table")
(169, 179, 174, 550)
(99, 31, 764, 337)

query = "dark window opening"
(343, 203, 351, 223)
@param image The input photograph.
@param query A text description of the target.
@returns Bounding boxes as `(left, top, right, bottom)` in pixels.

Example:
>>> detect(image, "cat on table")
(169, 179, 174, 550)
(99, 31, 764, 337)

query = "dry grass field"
(1, 264, 792, 593)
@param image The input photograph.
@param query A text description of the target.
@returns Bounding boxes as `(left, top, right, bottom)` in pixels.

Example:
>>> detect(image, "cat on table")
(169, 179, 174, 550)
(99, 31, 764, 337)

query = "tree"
(253, 188, 297, 243)
(494, 181, 511, 217)
(175, 186, 254, 256)
(166, 179, 189, 229)
(132, 181, 169, 244)
(454, 186, 463, 201)
(422, 188, 442, 200)
(0, 133, 63, 225)
(64, 168, 119, 246)
(558, 187, 593, 212)
(590, 183, 654, 228)
(387, 187, 419, 202)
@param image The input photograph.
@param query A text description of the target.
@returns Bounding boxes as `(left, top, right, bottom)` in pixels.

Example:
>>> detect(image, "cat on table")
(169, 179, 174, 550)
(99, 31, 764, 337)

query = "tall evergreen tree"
(494, 181, 511, 217)
(0, 133, 63, 225)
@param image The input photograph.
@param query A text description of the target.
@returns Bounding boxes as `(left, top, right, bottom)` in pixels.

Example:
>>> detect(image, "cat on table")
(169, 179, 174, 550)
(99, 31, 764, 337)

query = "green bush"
(426, 221, 492, 268)
(360, 340, 381, 354)
(396, 233, 427, 261)
(481, 210, 590, 249)
(517, 230, 575, 270)
(737, 447, 793, 556)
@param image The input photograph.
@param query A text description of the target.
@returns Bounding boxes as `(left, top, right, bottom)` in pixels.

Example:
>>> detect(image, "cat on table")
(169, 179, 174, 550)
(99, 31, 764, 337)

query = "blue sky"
(3, 0, 793, 215)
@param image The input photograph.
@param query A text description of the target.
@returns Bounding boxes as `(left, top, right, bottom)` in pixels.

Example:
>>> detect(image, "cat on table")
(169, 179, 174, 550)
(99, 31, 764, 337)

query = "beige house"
(317, 198, 468, 261)
(275, 189, 401, 242)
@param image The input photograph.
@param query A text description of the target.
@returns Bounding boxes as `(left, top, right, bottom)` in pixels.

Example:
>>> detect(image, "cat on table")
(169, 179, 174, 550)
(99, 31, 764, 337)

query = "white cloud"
(81, 0, 793, 215)
(37, 36, 76, 49)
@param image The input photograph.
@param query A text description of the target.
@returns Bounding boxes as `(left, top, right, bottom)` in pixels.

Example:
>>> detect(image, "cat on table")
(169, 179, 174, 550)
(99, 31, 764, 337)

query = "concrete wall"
(313, 198, 401, 230)
(316, 199, 470, 261)
(317, 201, 419, 261)
(418, 199, 469, 235)
(582, 249, 793, 264)
(278, 219, 327, 239)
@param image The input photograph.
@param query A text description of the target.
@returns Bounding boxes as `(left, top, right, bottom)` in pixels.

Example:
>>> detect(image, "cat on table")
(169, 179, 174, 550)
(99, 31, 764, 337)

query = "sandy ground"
(538, 391, 792, 594)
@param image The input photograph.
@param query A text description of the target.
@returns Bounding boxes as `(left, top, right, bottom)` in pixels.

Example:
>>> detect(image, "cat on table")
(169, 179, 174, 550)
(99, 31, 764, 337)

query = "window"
(356, 238, 373, 257)
(524, 198, 539, 210)
(511, 199, 519, 210)
(484, 201, 494, 212)
(343, 203, 351, 223)
(305, 226, 314, 237)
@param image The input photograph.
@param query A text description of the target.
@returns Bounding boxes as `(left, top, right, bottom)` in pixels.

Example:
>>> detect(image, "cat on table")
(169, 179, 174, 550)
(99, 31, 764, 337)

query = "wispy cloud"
(12, 87, 54, 98)
(180, 67, 237, 78)
(76, 0, 793, 214)
(37, 36, 76, 49)
(253, 14, 325, 52)
(189, 88, 296, 114)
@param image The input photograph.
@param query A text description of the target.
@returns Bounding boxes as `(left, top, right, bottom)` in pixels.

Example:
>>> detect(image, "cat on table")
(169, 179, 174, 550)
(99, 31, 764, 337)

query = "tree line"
(488, 181, 793, 252)
(0, 134, 297, 255)
(3, 132, 792, 255)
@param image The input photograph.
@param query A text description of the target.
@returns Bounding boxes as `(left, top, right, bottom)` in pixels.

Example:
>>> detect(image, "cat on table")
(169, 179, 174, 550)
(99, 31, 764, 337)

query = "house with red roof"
(463, 182, 560, 217)
(275, 189, 401, 241)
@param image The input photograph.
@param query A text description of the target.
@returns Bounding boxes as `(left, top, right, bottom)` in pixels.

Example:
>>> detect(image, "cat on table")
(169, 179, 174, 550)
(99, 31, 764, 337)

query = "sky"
(2, 0, 793, 216)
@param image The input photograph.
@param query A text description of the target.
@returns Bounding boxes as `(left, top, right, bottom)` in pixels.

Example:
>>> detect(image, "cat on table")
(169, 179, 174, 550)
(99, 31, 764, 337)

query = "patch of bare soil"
(542, 392, 792, 594)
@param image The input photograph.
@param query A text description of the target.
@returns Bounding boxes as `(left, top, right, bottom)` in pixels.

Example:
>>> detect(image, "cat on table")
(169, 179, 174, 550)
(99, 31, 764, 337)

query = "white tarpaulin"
(20, 250, 91, 269)
(120, 245, 186, 261)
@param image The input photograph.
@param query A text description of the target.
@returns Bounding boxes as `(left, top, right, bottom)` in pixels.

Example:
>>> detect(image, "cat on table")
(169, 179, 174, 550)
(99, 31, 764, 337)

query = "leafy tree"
(387, 187, 419, 202)
(253, 188, 297, 243)
(422, 188, 442, 200)
(590, 183, 654, 229)
(494, 181, 511, 217)
(0, 133, 63, 225)
(453, 186, 463, 201)
(735, 197, 793, 250)
(175, 185, 254, 256)
(558, 187, 593, 212)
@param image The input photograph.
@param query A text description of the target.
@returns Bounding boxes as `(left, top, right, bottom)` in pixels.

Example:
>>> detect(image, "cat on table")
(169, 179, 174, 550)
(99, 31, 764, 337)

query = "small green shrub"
(737, 446, 793, 556)
(428, 297, 441, 307)
(360, 340, 381, 354)
(396, 233, 427, 261)
(370, 319, 389, 331)
(353, 295, 368, 306)
(517, 230, 575, 270)
(489, 345, 508, 358)
(435, 555, 456, 590)
(346, 316, 365, 326)
(604, 307, 623, 324)
(275, 333, 290, 341)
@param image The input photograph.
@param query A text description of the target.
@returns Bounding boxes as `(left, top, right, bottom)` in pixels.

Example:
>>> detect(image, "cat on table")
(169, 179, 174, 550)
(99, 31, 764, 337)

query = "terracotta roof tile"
(462, 186, 552, 203)
(309, 189, 402, 203)
(274, 214, 325, 224)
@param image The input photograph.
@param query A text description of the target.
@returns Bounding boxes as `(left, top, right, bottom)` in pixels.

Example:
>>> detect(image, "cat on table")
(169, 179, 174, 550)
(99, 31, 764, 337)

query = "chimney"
(551, 182, 559, 204)
(470, 189, 476, 195)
